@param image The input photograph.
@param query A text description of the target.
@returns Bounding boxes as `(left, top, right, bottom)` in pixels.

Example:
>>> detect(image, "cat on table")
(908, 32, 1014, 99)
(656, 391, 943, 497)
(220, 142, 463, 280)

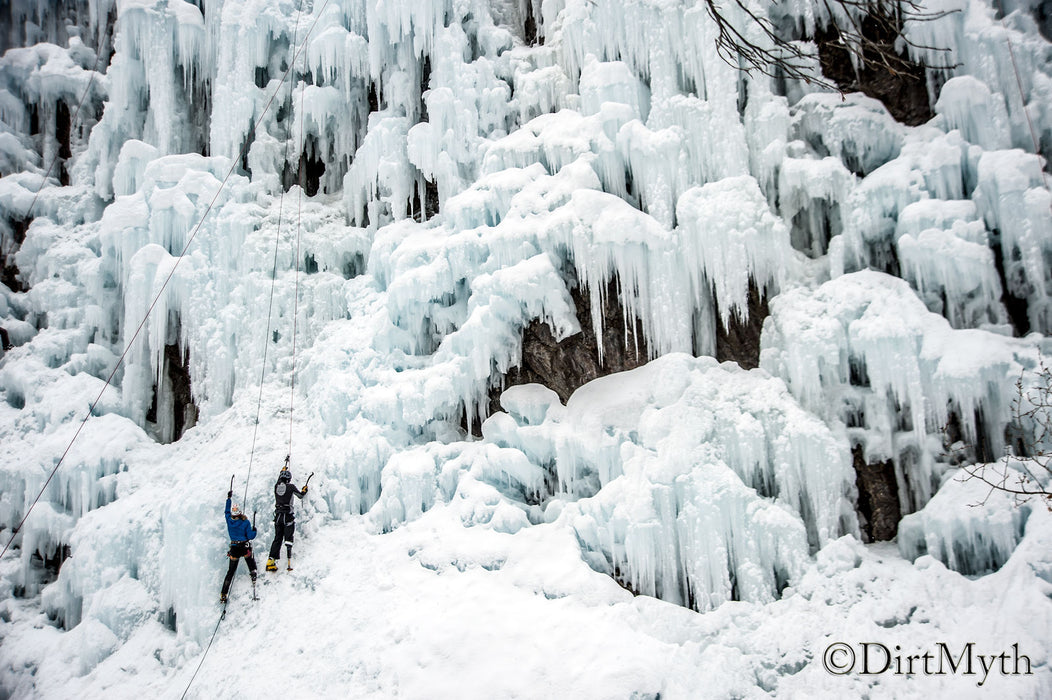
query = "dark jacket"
(274, 479, 305, 515)
(226, 498, 257, 542)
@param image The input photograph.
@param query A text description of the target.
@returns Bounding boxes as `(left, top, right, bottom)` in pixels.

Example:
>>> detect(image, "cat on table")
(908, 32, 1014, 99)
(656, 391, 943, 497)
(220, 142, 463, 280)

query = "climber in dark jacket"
(221, 492, 257, 603)
(267, 458, 307, 571)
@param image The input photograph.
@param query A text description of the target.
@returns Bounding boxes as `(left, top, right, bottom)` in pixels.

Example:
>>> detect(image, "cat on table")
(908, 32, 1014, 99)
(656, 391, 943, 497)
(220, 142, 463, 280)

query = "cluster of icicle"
(0, 0, 1050, 631)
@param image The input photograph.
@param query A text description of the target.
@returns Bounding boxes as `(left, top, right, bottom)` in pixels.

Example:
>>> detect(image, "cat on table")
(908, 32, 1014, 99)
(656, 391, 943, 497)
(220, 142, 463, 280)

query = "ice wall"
(898, 458, 1035, 575)
(0, 0, 1051, 681)
(362, 354, 857, 611)
(487, 355, 858, 610)
(761, 270, 1049, 514)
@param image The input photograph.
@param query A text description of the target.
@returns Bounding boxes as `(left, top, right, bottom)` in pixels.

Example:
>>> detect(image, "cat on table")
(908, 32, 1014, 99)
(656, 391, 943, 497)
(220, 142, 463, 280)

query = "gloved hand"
(301, 485, 308, 494)
(227, 490, 233, 498)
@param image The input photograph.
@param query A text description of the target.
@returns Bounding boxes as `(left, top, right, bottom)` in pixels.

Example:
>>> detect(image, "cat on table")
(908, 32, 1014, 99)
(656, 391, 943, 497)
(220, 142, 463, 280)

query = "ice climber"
(221, 490, 257, 603)
(266, 457, 308, 572)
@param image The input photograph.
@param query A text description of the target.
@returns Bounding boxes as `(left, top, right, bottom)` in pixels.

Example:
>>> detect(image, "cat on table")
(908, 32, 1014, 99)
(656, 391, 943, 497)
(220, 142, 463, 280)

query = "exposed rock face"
(1, 217, 27, 293)
(165, 342, 197, 442)
(493, 274, 772, 415)
(816, 11, 933, 127)
(992, 233, 1033, 336)
(145, 342, 198, 443)
(853, 445, 902, 541)
(491, 279, 648, 415)
(715, 280, 769, 370)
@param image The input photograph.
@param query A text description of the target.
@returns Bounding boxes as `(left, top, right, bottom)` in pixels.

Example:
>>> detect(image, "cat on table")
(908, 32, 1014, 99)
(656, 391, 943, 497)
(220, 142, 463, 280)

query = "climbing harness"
(173, 1, 332, 690)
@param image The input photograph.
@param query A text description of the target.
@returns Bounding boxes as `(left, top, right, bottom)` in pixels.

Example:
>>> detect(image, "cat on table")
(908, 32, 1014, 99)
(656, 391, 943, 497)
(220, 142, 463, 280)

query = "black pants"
(269, 512, 295, 561)
(221, 542, 257, 596)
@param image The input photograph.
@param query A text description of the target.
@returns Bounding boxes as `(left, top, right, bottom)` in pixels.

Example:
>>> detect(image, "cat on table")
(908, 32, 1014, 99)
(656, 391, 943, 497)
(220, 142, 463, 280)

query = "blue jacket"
(226, 498, 256, 543)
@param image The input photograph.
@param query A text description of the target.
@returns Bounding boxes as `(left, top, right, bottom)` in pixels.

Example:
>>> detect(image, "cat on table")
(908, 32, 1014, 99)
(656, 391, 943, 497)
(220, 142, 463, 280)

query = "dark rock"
(816, 11, 933, 127)
(282, 135, 325, 196)
(714, 279, 769, 370)
(412, 178, 440, 222)
(990, 230, 1031, 336)
(145, 341, 198, 442)
(488, 278, 648, 419)
(2, 217, 27, 293)
(524, 1, 542, 46)
(165, 341, 197, 441)
(852, 445, 901, 541)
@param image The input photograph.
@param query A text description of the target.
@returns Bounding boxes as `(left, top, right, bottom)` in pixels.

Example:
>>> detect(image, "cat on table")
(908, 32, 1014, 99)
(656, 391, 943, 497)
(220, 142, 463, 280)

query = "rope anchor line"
(180, 607, 226, 700)
(243, 0, 310, 507)
(179, 4, 324, 693)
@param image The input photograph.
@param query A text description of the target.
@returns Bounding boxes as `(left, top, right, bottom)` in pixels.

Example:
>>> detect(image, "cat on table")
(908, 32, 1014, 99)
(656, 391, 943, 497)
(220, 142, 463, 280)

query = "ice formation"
(897, 457, 1036, 575)
(480, 354, 858, 611)
(1, 0, 1052, 696)
(760, 270, 1049, 513)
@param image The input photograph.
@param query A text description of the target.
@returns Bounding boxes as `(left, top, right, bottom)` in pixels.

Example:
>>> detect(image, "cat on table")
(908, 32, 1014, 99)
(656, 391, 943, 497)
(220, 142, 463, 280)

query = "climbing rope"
(288, 35, 308, 461)
(0, 0, 334, 561)
(243, 0, 307, 508)
(179, 606, 226, 700)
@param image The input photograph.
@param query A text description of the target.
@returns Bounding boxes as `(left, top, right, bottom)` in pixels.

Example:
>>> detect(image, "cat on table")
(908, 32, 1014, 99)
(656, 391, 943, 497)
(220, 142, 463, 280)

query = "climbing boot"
(266, 558, 277, 572)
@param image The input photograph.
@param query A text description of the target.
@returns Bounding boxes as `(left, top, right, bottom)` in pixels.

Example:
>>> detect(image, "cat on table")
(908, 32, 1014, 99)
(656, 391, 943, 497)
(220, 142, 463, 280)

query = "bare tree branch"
(702, 0, 959, 92)
(955, 355, 1052, 510)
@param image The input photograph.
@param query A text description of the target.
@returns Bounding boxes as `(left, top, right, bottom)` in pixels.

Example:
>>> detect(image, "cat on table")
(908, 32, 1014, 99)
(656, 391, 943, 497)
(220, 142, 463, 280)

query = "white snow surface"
(1, 0, 1052, 697)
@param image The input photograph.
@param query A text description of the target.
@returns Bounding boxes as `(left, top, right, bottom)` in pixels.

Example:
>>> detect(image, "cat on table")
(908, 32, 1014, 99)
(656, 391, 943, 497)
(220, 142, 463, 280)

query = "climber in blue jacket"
(220, 490, 257, 603)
